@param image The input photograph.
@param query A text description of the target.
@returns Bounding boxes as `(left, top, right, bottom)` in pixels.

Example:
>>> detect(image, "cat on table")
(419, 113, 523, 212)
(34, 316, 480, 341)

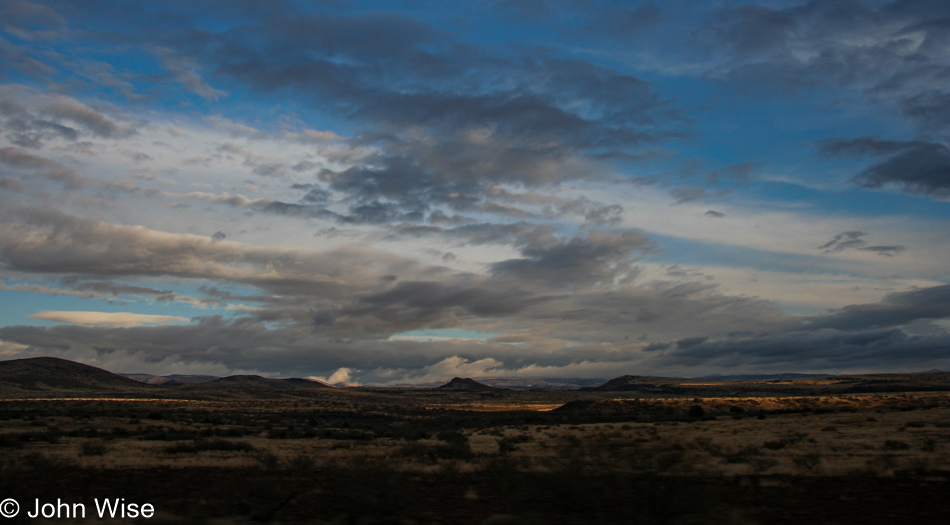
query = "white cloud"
(29, 311, 189, 327)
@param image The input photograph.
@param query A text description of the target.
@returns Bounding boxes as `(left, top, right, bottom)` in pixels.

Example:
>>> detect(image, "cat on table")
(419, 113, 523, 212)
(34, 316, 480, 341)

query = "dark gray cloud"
(696, 1, 950, 136)
(638, 283, 950, 371)
(659, 327, 950, 371)
(0, 146, 85, 186)
(344, 280, 552, 326)
(901, 89, 950, 135)
(851, 144, 950, 198)
(675, 336, 708, 349)
(0, 206, 434, 302)
(704, 210, 725, 218)
(804, 284, 950, 332)
(388, 221, 656, 289)
(820, 137, 950, 198)
(0, 88, 132, 148)
(491, 229, 656, 286)
(0, 177, 23, 191)
(1, 1, 68, 39)
(150, 8, 682, 220)
(817, 230, 905, 257)
(41, 96, 130, 138)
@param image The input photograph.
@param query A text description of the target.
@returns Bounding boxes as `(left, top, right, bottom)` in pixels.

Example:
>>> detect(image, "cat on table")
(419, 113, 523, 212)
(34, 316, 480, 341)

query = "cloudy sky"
(1, 0, 948, 383)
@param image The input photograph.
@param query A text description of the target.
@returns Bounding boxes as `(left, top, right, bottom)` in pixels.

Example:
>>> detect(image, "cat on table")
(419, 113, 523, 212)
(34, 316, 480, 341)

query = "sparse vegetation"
(2, 365, 950, 524)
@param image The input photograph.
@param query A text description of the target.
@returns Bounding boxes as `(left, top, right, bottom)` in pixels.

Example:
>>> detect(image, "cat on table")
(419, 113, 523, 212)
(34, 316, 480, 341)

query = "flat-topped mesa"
(436, 377, 499, 392)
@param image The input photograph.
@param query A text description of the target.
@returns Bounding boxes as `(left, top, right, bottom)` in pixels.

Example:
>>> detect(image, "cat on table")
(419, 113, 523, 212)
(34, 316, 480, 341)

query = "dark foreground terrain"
(1, 357, 949, 524)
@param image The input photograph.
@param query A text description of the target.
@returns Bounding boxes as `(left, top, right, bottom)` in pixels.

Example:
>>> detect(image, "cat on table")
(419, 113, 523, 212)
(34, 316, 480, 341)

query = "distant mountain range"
(120, 373, 221, 384)
(2, 357, 949, 399)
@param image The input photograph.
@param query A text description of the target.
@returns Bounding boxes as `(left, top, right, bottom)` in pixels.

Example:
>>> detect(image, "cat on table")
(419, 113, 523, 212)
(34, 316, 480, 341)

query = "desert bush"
(905, 458, 933, 476)
(287, 454, 316, 472)
(163, 438, 256, 454)
(399, 441, 472, 462)
(921, 438, 937, 452)
(793, 453, 822, 471)
(750, 457, 778, 473)
(866, 454, 897, 474)
(722, 445, 760, 464)
(318, 428, 374, 440)
(688, 406, 706, 418)
(0, 434, 23, 448)
(256, 452, 280, 469)
(79, 441, 108, 456)
(883, 440, 911, 451)
(436, 429, 469, 446)
(654, 449, 685, 471)
(497, 435, 531, 454)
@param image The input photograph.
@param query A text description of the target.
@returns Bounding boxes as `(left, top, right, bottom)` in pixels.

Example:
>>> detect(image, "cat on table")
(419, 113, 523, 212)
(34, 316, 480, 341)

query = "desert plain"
(1, 357, 949, 524)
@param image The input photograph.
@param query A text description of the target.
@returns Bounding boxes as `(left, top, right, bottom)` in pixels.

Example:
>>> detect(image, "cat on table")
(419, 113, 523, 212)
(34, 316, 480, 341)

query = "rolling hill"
(0, 357, 151, 395)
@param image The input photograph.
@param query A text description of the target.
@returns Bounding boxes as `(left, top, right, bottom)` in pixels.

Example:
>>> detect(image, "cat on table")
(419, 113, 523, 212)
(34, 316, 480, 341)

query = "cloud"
(156, 48, 228, 101)
(817, 230, 905, 257)
(342, 280, 554, 334)
(656, 327, 950, 372)
(42, 96, 132, 138)
(397, 355, 506, 383)
(670, 186, 706, 204)
(491, 228, 655, 286)
(0, 87, 134, 148)
(309, 366, 357, 385)
(0, 207, 432, 301)
(158, 9, 681, 211)
(0, 146, 85, 186)
(820, 137, 950, 198)
(1, 2, 948, 381)
(29, 310, 189, 327)
(804, 284, 950, 332)
(694, 1, 950, 135)
(633, 286, 950, 372)
(0, 1, 68, 40)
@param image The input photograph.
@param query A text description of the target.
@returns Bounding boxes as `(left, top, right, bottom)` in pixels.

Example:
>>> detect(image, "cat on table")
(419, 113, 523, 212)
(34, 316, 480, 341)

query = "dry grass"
(2, 392, 947, 478)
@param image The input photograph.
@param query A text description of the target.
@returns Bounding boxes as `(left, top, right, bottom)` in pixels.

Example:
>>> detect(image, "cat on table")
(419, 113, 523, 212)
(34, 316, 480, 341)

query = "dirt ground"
(1, 392, 948, 524)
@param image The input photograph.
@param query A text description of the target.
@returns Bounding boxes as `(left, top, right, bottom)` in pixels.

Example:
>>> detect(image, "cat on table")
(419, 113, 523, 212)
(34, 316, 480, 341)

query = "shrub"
(793, 453, 822, 471)
(883, 440, 911, 451)
(688, 406, 706, 418)
(79, 441, 109, 456)
(163, 439, 256, 454)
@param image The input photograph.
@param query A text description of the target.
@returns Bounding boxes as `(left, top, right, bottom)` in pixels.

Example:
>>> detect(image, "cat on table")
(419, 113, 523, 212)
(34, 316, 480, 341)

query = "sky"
(0, 0, 949, 384)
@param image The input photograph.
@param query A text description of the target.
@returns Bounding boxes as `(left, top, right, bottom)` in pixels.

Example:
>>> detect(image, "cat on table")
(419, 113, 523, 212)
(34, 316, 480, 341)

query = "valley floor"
(1, 392, 949, 524)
